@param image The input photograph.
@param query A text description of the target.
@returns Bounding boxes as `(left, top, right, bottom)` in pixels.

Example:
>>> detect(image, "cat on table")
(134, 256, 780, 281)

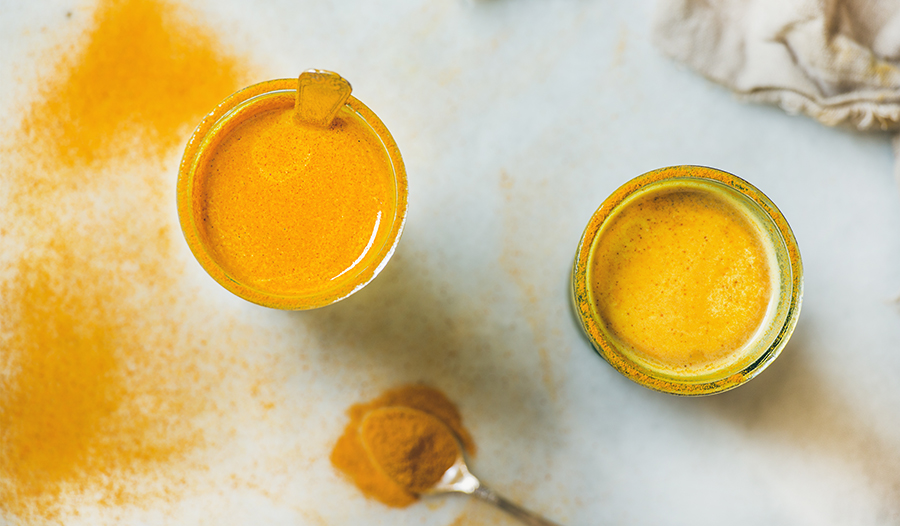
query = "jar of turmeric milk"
(572, 166, 802, 395)
(177, 72, 407, 309)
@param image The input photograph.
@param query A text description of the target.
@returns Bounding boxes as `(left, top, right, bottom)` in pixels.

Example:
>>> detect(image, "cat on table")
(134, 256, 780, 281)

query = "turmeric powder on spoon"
(360, 407, 460, 494)
(329, 385, 475, 507)
(351, 397, 565, 526)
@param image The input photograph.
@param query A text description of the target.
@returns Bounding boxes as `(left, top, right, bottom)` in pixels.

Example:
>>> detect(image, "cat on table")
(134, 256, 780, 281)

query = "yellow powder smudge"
(14, 0, 247, 175)
(0, 236, 202, 515)
(0, 0, 252, 521)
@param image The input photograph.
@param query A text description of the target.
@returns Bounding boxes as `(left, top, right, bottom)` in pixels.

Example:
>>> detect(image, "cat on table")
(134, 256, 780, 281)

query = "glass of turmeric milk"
(177, 72, 407, 309)
(572, 166, 802, 395)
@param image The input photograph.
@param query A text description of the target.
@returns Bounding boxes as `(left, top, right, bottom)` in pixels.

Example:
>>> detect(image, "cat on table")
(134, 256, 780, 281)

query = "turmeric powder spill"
(361, 408, 460, 493)
(193, 98, 397, 295)
(589, 179, 776, 376)
(0, 0, 250, 521)
(0, 237, 204, 517)
(330, 385, 476, 507)
(15, 0, 247, 173)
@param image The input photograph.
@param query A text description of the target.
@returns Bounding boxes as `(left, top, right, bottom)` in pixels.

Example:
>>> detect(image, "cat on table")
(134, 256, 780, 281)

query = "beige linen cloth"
(653, 0, 900, 181)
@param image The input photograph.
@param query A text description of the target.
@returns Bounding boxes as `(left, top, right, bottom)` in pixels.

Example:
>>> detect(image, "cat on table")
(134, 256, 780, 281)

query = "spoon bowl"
(360, 407, 563, 526)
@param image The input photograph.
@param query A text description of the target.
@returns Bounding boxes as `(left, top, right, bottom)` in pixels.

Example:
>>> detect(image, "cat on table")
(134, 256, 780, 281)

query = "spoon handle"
(472, 485, 563, 526)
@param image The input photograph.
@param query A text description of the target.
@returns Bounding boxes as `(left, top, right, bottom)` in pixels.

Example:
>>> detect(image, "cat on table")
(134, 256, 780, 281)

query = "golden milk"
(572, 166, 803, 395)
(589, 181, 776, 377)
(178, 78, 407, 309)
(195, 103, 395, 294)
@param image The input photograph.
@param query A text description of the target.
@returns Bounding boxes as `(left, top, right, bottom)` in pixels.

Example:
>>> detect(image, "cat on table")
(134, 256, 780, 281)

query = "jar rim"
(571, 165, 803, 396)
(176, 78, 408, 310)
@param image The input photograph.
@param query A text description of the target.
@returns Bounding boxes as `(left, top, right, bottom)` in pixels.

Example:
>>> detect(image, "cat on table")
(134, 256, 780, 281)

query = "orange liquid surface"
(193, 102, 396, 296)
(589, 183, 774, 375)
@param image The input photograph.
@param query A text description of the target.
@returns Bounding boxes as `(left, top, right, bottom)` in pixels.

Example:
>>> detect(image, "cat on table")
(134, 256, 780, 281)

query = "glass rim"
(571, 165, 803, 396)
(176, 78, 408, 310)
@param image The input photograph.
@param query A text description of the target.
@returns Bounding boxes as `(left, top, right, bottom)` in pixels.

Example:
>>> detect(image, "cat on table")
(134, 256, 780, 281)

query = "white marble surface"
(2, 1, 900, 525)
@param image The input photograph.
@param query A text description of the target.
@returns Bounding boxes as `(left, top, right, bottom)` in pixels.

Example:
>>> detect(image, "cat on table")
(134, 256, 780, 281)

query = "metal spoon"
(361, 407, 563, 526)
(422, 450, 564, 526)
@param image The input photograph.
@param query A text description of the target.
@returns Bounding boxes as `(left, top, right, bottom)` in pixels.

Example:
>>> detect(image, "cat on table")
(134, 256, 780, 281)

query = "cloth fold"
(653, 0, 900, 182)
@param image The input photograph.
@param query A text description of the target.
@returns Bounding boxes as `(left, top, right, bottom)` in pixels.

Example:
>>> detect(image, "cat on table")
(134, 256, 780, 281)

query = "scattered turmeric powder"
(15, 0, 248, 174)
(0, 0, 250, 521)
(330, 385, 476, 507)
(0, 236, 203, 517)
(361, 407, 461, 493)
